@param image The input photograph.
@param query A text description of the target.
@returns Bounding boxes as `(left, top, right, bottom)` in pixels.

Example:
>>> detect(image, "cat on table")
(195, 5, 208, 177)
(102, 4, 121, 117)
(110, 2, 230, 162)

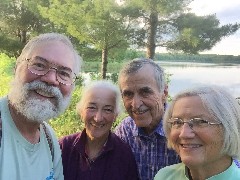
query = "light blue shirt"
(154, 161, 240, 180)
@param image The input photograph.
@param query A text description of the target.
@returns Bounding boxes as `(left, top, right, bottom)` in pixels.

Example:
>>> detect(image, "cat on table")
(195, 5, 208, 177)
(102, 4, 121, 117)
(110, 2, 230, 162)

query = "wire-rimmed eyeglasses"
(168, 117, 222, 130)
(26, 56, 77, 85)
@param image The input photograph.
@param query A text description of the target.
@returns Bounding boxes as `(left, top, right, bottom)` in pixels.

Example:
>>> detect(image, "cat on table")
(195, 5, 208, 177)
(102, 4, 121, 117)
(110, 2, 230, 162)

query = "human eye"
(122, 91, 133, 99)
(86, 105, 97, 111)
(191, 118, 208, 127)
(30, 59, 46, 71)
(139, 87, 152, 97)
(58, 69, 72, 79)
(169, 118, 183, 128)
(103, 107, 114, 114)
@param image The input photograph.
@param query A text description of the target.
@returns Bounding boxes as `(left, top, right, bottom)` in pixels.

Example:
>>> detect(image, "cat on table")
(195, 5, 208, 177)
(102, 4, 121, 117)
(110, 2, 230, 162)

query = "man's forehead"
(122, 83, 152, 92)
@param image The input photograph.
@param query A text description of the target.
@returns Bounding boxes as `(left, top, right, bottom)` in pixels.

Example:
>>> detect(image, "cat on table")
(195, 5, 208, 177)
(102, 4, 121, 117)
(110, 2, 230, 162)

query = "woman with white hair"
(155, 85, 240, 180)
(59, 80, 139, 180)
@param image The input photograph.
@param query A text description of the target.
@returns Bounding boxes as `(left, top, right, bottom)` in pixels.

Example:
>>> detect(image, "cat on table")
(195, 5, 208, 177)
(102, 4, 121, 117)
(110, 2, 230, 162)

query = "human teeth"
(181, 144, 201, 148)
(134, 109, 148, 114)
(90, 123, 104, 128)
(36, 90, 54, 98)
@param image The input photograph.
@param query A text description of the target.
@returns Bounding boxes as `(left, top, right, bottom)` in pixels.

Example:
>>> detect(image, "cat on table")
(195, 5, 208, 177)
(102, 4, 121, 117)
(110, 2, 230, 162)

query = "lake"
(158, 61, 240, 99)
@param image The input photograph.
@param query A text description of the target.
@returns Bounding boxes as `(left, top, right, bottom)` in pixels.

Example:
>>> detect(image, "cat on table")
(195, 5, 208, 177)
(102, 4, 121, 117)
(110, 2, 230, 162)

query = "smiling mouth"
(133, 109, 148, 115)
(35, 90, 55, 98)
(180, 144, 202, 148)
(90, 122, 105, 128)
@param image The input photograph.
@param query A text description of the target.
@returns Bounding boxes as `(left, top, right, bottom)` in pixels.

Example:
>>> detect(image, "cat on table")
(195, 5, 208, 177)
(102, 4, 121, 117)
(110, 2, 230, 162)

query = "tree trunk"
(146, 12, 158, 60)
(101, 48, 108, 79)
(21, 30, 27, 44)
(17, 29, 27, 44)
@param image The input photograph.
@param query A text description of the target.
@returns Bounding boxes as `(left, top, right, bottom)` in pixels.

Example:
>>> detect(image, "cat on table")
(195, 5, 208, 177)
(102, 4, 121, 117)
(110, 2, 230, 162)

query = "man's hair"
(76, 80, 122, 116)
(163, 85, 240, 159)
(118, 58, 166, 93)
(16, 33, 82, 75)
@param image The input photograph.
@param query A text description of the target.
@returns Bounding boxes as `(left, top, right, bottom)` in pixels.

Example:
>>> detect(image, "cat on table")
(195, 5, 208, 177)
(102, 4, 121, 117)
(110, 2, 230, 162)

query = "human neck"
(143, 119, 160, 135)
(8, 101, 41, 144)
(188, 156, 232, 180)
(85, 134, 109, 160)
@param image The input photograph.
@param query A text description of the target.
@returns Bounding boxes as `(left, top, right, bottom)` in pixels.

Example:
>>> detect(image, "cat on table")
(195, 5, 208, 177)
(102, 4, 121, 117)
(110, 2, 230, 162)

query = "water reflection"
(159, 61, 240, 98)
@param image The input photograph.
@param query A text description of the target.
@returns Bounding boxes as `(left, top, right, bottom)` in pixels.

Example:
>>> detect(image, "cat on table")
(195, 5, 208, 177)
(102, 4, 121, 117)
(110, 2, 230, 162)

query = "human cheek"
(16, 65, 38, 83)
(169, 130, 180, 152)
(60, 84, 74, 97)
(149, 96, 164, 116)
(123, 100, 132, 113)
(106, 114, 116, 124)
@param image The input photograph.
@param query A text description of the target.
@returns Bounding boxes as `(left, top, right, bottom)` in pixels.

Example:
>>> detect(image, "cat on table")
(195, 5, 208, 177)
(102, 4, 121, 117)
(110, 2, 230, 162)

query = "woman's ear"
(164, 84, 169, 98)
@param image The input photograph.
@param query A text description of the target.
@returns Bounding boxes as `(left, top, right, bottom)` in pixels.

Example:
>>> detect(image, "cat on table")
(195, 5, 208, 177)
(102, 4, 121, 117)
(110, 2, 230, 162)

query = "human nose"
(40, 68, 60, 86)
(94, 110, 103, 122)
(131, 94, 143, 109)
(178, 123, 195, 138)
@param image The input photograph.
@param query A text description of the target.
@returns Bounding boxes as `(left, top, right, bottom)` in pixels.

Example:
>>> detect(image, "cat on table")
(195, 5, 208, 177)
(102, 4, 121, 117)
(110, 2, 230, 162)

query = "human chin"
(8, 79, 71, 123)
(133, 117, 152, 127)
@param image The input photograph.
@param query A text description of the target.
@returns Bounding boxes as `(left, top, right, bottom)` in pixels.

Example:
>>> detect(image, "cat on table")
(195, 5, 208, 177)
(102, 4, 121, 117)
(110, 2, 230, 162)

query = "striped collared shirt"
(115, 116, 180, 180)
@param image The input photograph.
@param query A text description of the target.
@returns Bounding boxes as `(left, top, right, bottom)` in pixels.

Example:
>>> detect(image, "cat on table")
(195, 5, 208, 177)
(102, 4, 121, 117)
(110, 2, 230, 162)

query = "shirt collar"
(132, 118, 166, 137)
(74, 129, 114, 154)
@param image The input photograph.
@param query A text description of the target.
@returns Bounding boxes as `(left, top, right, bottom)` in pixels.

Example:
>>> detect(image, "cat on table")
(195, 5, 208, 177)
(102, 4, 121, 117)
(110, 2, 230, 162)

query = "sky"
(189, 0, 240, 56)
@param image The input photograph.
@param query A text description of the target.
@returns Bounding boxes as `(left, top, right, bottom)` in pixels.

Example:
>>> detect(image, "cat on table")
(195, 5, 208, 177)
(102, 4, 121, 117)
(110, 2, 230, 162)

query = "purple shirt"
(59, 129, 139, 180)
(115, 116, 180, 180)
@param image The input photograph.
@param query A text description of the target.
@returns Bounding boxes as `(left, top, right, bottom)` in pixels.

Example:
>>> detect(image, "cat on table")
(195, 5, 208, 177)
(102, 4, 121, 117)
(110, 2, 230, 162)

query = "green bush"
(49, 85, 85, 138)
(0, 53, 15, 96)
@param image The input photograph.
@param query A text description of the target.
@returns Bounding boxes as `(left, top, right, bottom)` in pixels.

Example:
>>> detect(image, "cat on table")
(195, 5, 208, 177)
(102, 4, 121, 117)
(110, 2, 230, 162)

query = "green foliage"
(167, 13, 240, 54)
(49, 85, 84, 138)
(0, 53, 15, 96)
(0, 0, 61, 56)
(39, 0, 132, 78)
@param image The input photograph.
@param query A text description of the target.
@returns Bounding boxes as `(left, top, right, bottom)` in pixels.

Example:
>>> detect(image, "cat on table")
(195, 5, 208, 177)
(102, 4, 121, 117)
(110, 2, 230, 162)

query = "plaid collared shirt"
(115, 116, 180, 180)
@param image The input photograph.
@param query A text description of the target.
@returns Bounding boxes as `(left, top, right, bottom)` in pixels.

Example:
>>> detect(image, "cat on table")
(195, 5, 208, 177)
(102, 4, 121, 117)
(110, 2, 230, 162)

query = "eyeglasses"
(168, 117, 222, 130)
(26, 56, 77, 85)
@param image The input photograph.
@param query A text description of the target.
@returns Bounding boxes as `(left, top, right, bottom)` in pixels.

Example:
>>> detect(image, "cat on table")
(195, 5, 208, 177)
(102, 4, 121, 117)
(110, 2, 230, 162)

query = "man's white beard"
(8, 79, 71, 123)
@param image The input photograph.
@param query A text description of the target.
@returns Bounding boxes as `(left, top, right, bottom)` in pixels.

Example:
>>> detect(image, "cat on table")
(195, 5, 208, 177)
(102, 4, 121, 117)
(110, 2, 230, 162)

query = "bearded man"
(0, 33, 81, 180)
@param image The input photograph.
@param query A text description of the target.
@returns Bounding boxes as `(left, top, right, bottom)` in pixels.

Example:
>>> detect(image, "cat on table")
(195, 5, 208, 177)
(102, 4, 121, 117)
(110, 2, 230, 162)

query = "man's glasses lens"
(27, 57, 76, 85)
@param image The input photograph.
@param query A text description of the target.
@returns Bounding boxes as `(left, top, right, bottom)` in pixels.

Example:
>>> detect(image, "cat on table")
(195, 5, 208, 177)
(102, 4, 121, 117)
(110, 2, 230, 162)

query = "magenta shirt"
(59, 129, 139, 180)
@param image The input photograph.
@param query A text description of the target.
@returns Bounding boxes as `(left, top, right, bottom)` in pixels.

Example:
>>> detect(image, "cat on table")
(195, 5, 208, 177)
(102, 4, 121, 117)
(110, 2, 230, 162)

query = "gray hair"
(76, 80, 122, 116)
(16, 32, 82, 75)
(118, 58, 166, 93)
(163, 85, 240, 159)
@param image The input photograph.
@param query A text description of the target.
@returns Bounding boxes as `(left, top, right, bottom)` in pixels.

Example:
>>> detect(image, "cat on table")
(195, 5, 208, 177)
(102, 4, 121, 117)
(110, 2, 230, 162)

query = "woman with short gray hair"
(155, 85, 240, 180)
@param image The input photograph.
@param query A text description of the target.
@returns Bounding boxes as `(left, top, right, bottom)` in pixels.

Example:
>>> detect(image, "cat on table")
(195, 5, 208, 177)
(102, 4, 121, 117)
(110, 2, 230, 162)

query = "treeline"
(155, 53, 240, 64)
(1, 0, 240, 78)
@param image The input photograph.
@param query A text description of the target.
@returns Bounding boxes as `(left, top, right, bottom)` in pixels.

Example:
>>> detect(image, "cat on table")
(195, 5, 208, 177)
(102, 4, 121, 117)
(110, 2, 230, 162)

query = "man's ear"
(162, 84, 168, 103)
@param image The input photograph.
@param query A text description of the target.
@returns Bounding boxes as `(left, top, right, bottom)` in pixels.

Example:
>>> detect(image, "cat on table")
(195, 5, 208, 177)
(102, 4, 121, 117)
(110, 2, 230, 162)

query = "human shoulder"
(208, 161, 240, 179)
(115, 116, 136, 132)
(154, 163, 186, 180)
(110, 132, 133, 153)
(58, 132, 81, 148)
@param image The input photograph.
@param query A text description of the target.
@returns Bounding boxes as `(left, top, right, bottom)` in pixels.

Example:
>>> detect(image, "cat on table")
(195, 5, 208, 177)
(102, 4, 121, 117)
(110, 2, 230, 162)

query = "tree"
(167, 13, 240, 54)
(0, 0, 55, 56)
(123, 0, 192, 59)
(39, 0, 132, 79)
(123, 0, 239, 59)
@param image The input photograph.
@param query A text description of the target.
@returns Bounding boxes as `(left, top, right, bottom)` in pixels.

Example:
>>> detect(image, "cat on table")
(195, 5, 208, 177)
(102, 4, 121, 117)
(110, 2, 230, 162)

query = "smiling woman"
(59, 80, 139, 180)
(154, 85, 240, 180)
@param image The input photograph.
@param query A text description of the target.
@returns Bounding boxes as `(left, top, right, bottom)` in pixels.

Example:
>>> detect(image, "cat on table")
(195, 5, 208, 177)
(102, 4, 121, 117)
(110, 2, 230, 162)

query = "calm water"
(158, 61, 240, 98)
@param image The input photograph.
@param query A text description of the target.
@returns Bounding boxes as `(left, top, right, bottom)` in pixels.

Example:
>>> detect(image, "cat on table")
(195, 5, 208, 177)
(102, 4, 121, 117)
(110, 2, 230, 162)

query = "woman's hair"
(76, 80, 122, 116)
(164, 85, 240, 159)
(118, 58, 166, 93)
(17, 32, 82, 75)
